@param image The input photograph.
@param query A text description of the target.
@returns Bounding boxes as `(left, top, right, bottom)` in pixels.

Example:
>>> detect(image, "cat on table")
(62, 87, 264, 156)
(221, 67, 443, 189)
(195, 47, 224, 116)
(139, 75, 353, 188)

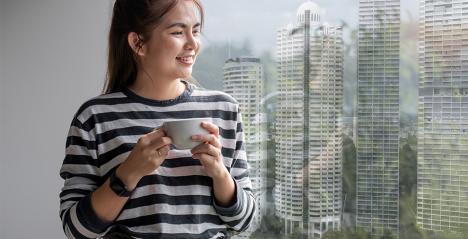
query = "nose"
(184, 31, 198, 51)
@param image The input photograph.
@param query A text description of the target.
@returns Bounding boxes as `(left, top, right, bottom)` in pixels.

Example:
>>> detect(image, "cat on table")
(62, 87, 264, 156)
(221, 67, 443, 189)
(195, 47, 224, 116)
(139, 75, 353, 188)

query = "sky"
(201, 0, 419, 54)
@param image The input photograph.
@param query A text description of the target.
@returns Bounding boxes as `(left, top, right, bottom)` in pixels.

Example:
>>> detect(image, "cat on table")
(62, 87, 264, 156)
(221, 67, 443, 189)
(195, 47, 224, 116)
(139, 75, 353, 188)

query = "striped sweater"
(59, 81, 256, 239)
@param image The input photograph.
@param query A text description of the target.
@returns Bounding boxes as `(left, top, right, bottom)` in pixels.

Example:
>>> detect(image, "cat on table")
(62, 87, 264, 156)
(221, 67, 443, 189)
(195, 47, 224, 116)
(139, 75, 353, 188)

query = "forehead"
(160, 1, 200, 26)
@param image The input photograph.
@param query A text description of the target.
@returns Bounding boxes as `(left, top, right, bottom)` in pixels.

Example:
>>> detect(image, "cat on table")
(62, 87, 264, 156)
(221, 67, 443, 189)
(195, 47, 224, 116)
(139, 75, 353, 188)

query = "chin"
(175, 70, 193, 79)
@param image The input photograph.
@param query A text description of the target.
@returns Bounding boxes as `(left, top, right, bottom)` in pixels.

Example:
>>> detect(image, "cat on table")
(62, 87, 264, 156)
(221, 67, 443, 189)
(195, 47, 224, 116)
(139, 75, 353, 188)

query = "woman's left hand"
(190, 121, 228, 179)
(191, 121, 236, 206)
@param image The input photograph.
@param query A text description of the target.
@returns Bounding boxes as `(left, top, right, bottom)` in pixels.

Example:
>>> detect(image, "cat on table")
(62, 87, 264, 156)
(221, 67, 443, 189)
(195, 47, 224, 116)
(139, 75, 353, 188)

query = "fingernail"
(192, 135, 199, 140)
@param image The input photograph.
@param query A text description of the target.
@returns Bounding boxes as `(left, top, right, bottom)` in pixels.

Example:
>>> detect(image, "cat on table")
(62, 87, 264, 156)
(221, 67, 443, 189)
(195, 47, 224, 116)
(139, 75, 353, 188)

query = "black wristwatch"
(109, 169, 134, 197)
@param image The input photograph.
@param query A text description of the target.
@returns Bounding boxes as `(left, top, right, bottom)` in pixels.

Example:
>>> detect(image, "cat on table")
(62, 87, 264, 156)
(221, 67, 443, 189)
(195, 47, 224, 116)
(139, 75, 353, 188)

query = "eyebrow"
(166, 22, 201, 29)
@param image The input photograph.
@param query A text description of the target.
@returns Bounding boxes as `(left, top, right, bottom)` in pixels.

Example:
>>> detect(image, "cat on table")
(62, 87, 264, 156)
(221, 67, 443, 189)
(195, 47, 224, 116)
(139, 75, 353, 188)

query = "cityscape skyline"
(192, 0, 468, 238)
(201, 0, 417, 55)
(195, 1, 420, 119)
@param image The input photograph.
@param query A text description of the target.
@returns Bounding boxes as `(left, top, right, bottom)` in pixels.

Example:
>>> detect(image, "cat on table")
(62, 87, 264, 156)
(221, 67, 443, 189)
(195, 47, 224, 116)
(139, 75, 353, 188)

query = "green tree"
(399, 133, 418, 239)
(322, 229, 346, 239)
(342, 133, 357, 228)
(250, 213, 284, 239)
(321, 228, 370, 239)
(285, 227, 302, 239)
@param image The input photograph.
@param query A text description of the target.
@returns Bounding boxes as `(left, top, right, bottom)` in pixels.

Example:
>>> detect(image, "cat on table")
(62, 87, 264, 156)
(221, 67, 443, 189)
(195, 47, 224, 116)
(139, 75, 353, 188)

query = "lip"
(176, 55, 195, 65)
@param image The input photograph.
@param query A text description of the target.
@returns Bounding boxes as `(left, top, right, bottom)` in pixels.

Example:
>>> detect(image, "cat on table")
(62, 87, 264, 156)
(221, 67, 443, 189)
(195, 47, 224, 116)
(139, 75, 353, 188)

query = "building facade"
(356, 0, 401, 237)
(274, 1, 343, 238)
(417, 0, 468, 234)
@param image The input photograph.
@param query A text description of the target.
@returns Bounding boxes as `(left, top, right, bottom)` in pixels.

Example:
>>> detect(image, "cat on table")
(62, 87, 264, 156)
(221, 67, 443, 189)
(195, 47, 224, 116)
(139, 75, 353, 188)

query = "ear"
(127, 32, 146, 57)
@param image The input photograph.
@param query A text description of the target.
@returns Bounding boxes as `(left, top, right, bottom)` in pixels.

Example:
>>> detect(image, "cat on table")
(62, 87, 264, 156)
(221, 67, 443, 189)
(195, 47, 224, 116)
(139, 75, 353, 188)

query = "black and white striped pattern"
(59, 82, 256, 239)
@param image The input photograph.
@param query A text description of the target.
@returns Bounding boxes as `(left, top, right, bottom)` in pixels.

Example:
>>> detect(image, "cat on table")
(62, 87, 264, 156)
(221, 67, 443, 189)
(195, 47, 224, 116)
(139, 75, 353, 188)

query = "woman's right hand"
(115, 128, 172, 190)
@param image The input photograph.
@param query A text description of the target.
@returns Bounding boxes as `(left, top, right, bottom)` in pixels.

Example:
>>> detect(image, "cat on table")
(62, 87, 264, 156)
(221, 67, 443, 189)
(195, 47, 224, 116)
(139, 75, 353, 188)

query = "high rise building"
(274, 1, 343, 238)
(223, 57, 268, 237)
(417, 0, 468, 234)
(356, 0, 401, 237)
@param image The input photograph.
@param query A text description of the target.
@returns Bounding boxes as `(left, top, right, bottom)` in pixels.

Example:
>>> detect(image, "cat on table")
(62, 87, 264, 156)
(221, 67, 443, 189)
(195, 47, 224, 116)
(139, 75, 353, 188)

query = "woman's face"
(141, 0, 201, 81)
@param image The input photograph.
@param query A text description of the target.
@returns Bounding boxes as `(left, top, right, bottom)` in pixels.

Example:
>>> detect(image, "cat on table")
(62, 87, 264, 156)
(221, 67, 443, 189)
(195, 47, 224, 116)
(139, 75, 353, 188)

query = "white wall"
(0, 0, 111, 238)
(0, 2, 5, 236)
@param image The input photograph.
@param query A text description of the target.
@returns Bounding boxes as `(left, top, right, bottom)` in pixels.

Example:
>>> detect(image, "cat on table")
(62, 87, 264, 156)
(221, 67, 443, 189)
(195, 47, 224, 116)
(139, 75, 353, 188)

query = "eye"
(171, 31, 183, 36)
(192, 29, 201, 36)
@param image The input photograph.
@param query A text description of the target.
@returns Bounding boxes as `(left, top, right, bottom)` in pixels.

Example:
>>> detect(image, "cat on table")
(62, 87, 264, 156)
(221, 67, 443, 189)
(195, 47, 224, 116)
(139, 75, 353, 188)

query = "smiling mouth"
(176, 56, 194, 65)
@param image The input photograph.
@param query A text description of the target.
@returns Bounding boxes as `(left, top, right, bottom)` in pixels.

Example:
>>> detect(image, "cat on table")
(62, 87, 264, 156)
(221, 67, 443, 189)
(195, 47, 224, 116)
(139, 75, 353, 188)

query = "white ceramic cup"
(162, 118, 211, 150)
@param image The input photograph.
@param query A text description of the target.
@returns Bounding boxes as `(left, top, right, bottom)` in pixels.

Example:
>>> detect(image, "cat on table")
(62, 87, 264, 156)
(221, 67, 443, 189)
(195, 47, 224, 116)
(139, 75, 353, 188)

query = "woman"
(59, 0, 255, 238)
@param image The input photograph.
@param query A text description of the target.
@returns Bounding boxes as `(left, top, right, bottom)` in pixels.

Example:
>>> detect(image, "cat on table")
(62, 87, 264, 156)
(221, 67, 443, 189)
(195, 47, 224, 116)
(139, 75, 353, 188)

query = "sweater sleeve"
(59, 116, 111, 239)
(212, 109, 257, 233)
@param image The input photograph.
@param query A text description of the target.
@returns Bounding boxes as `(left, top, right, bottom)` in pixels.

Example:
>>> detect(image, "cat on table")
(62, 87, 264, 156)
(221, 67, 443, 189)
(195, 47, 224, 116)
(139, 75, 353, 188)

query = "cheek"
(195, 39, 202, 54)
(150, 39, 180, 58)
(150, 50, 176, 69)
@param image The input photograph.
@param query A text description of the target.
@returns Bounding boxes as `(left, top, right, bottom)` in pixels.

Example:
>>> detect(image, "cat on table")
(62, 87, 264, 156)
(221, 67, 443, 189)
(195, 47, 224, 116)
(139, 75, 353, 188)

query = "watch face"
(110, 180, 126, 196)
(110, 171, 131, 197)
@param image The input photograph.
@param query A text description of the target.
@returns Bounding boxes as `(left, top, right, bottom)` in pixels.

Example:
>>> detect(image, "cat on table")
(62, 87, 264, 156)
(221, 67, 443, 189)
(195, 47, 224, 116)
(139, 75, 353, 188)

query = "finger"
(152, 136, 173, 149)
(200, 122, 219, 137)
(191, 134, 221, 148)
(157, 145, 171, 157)
(191, 143, 210, 155)
(191, 143, 221, 157)
(152, 125, 163, 132)
(147, 127, 166, 140)
(192, 153, 217, 164)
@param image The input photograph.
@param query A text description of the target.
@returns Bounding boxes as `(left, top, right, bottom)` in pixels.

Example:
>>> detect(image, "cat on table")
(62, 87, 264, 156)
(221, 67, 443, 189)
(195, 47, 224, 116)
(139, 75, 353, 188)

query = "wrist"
(212, 168, 231, 183)
(116, 163, 142, 191)
(212, 168, 236, 207)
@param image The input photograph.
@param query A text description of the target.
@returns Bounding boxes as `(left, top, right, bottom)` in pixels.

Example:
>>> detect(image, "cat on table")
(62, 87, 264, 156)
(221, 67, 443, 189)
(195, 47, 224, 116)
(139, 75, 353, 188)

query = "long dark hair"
(103, 0, 204, 94)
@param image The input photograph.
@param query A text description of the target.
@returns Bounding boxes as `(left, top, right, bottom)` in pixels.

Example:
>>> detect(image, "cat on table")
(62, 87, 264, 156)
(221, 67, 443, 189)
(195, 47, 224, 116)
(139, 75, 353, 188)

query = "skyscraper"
(417, 0, 468, 234)
(356, 0, 400, 237)
(274, 1, 343, 238)
(223, 57, 268, 237)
